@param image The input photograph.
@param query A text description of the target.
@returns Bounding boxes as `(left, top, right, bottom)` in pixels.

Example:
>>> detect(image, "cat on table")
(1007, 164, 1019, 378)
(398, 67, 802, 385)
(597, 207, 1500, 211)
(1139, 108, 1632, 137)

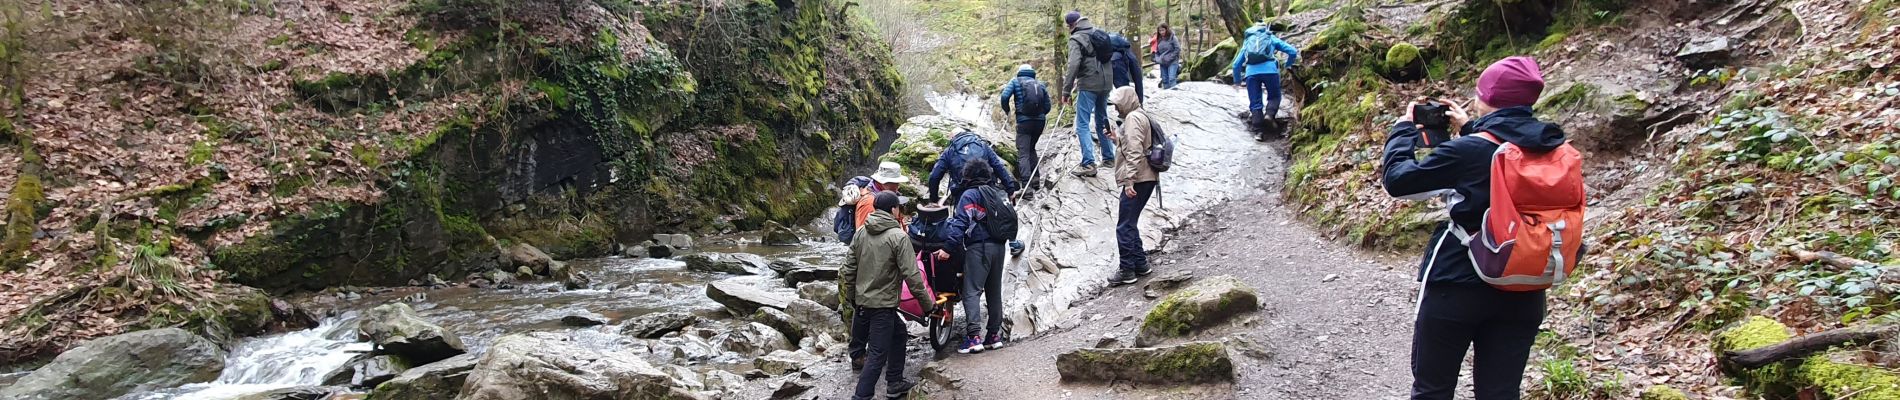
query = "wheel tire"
(929, 309, 957, 359)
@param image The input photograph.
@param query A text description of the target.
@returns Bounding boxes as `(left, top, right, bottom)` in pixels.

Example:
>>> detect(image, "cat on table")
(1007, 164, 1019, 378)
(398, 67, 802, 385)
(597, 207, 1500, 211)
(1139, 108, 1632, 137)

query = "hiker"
(841, 191, 934, 400)
(837, 162, 910, 370)
(998, 64, 1052, 185)
(1382, 57, 1579, 400)
(1060, 10, 1117, 177)
(1106, 86, 1160, 285)
(1154, 24, 1183, 90)
(937, 160, 1018, 354)
(925, 130, 1019, 205)
(1229, 22, 1299, 140)
(1109, 32, 1146, 102)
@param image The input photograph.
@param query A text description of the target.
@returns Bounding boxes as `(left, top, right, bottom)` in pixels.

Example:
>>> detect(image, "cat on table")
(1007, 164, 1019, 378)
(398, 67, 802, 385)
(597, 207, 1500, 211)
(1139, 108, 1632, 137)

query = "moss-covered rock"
(1054, 341, 1236, 384)
(1137, 276, 1260, 346)
(1384, 42, 1421, 75)
(1638, 385, 1687, 400)
(1185, 38, 1239, 82)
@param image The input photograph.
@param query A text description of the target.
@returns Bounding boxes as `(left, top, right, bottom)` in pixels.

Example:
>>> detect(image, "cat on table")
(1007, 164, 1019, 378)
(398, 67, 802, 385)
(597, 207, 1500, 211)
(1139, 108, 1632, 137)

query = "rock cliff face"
(212, 0, 905, 292)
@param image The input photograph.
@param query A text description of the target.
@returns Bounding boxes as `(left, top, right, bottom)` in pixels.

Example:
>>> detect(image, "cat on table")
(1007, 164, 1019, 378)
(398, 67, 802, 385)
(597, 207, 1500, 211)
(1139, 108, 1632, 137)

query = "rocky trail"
(793, 82, 1425, 399)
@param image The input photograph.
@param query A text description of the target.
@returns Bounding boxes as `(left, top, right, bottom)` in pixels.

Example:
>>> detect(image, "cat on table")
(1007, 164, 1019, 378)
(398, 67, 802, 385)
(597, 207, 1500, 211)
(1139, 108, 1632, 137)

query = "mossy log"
(1723, 325, 1895, 370)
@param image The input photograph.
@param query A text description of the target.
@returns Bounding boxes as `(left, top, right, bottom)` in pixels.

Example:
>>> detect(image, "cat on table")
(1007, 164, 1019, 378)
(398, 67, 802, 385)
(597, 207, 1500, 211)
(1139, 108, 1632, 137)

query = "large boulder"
(705, 280, 793, 315)
(235, 386, 337, 400)
(709, 322, 791, 356)
(681, 253, 771, 275)
(1676, 35, 1732, 70)
(367, 353, 477, 400)
(1137, 276, 1260, 346)
(753, 299, 846, 345)
(652, 234, 694, 249)
(458, 333, 701, 400)
(0, 328, 224, 400)
(1184, 38, 1237, 82)
(506, 243, 554, 274)
(358, 303, 467, 364)
(351, 355, 409, 387)
(761, 221, 801, 246)
(754, 350, 823, 375)
(621, 312, 700, 339)
(1055, 341, 1237, 384)
(795, 281, 841, 311)
(782, 266, 839, 287)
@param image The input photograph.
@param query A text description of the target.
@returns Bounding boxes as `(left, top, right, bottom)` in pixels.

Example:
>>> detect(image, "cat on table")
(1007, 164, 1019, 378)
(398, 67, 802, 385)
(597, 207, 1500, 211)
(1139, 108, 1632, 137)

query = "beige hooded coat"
(1110, 86, 1160, 188)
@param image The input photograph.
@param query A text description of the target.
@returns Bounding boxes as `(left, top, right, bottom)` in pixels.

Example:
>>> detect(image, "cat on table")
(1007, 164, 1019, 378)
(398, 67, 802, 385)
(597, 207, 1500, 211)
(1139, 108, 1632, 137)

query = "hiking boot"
(1109, 270, 1140, 286)
(1134, 267, 1154, 277)
(1071, 167, 1097, 177)
(885, 380, 916, 399)
(851, 355, 865, 371)
(984, 333, 1008, 350)
(958, 335, 984, 354)
(1009, 240, 1025, 256)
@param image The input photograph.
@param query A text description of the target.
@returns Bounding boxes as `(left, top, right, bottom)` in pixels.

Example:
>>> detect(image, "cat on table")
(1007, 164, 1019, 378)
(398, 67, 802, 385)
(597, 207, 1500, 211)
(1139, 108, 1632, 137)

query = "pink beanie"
(1477, 56, 1545, 108)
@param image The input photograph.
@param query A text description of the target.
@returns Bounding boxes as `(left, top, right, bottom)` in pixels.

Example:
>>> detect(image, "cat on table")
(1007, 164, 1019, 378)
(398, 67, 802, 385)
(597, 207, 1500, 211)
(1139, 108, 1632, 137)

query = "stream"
(122, 236, 846, 399)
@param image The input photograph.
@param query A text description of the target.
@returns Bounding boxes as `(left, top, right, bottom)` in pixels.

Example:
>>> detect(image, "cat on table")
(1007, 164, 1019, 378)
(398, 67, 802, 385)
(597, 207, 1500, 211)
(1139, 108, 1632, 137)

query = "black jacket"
(1380, 106, 1567, 286)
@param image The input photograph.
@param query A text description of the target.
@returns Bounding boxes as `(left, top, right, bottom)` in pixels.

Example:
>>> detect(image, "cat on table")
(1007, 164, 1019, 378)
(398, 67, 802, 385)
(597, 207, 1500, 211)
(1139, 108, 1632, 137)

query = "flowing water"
(120, 235, 846, 399)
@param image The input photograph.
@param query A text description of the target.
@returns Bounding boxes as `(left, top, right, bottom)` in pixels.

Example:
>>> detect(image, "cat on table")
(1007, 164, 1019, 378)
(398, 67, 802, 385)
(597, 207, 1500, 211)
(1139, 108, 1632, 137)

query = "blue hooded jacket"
(926, 132, 1019, 202)
(1230, 25, 1300, 79)
(1380, 106, 1568, 287)
(998, 67, 1049, 124)
(1109, 34, 1146, 100)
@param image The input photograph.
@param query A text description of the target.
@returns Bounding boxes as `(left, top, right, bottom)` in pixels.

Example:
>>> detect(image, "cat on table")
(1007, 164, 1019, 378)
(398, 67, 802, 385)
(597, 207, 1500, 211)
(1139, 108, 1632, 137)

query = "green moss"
(1141, 289, 1200, 337)
(3, 172, 44, 270)
(1716, 316, 1792, 352)
(1537, 83, 1600, 112)
(1638, 385, 1687, 400)
(1384, 42, 1420, 72)
(1141, 342, 1231, 378)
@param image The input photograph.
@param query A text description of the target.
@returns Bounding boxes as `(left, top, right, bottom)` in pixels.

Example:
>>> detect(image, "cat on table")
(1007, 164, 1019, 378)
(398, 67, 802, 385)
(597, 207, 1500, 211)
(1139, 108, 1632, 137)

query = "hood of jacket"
(1245, 24, 1271, 38)
(1471, 106, 1566, 152)
(1015, 67, 1037, 78)
(864, 210, 901, 234)
(1111, 34, 1131, 51)
(1109, 86, 1141, 116)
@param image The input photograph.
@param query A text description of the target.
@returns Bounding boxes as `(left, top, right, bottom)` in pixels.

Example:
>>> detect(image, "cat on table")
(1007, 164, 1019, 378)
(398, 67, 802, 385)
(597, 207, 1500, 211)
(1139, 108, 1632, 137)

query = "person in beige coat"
(1107, 86, 1160, 285)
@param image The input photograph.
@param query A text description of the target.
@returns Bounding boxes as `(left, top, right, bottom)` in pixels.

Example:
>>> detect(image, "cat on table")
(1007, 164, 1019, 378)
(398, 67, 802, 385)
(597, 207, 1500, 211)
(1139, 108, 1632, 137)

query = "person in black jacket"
(1381, 56, 1562, 400)
(1109, 33, 1145, 102)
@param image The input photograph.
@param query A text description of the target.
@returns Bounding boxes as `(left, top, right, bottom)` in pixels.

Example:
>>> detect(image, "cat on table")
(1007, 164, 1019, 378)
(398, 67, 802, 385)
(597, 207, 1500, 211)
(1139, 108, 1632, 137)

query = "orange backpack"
(1458, 132, 1586, 291)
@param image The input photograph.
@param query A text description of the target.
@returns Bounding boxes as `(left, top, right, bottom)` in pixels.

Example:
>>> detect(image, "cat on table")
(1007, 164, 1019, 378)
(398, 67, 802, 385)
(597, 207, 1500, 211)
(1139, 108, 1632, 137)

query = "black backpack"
(1083, 30, 1114, 64)
(1146, 118, 1174, 173)
(974, 185, 1019, 241)
(1015, 77, 1051, 117)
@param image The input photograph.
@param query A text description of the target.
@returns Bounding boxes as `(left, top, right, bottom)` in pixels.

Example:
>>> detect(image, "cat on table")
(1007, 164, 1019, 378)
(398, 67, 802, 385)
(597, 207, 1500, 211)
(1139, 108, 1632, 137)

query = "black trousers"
(852, 308, 909, 400)
(1411, 284, 1546, 400)
(1015, 119, 1045, 184)
(1116, 181, 1158, 272)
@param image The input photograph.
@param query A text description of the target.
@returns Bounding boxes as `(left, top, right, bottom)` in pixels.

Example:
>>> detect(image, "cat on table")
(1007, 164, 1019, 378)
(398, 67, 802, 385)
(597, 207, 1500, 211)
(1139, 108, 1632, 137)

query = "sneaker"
(885, 380, 916, 399)
(1071, 167, 1097, 177)
(1009, 240, 1025, 256)
(1134, 267, 1154, 277)
(984, 334, 1008, 350)
(1109, 270, 1139, 286)
(958, 335, 984, 354)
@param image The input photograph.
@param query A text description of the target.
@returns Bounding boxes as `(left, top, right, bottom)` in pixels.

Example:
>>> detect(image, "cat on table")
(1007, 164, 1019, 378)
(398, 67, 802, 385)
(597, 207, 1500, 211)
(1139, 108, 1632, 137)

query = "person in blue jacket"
(1230, 23, 1299, 139)
(1109, 33, 1145, 102)
(925, 130, 1019, 205)
(933, 160, 1012, 355)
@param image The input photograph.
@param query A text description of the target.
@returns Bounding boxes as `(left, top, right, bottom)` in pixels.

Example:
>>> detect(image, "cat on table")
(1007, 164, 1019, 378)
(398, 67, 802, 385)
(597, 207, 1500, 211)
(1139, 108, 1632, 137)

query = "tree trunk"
(1126, 0, 1144, 43)
(1211, 0, 1250, 42)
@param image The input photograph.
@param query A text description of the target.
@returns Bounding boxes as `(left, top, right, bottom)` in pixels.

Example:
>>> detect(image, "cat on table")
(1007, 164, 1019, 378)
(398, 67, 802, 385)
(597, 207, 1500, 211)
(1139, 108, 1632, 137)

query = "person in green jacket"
(841, 191, 933, 400)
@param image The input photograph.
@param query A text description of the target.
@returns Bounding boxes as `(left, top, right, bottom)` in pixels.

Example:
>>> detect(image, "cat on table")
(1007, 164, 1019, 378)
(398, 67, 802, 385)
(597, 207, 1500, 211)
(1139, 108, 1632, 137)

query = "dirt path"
(922, 147, 1420, 399)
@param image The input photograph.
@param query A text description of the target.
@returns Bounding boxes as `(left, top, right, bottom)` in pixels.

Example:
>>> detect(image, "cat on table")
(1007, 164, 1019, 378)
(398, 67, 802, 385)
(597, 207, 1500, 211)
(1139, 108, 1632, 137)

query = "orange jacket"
(854, 188, 907, 228)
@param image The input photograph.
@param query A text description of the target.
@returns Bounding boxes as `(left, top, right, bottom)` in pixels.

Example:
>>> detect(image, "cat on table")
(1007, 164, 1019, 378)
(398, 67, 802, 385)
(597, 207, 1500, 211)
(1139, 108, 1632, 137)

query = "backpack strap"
(1473, 131, 1502, 145)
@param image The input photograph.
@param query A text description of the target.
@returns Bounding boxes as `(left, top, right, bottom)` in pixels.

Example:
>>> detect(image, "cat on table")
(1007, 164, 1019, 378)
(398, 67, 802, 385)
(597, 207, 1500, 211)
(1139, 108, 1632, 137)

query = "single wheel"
(928, 308, 958, 359)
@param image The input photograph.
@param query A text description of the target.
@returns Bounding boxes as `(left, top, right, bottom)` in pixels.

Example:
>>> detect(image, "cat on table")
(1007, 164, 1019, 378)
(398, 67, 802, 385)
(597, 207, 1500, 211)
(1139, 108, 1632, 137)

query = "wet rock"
(761, 221, 801, 246)
(561, 270, 593, 290)
(1136, 276, 1260, 346)
(460, 333, 701, 400)
(752, 299, 843, 346)
(701, 370, 745, 392)
(647, 243, 677, 258)
(682, 253, 772, 275)
(710, 322, 792, 356)
(357, 303, 466, 364)
(769, 379, 814, 399)
(0, 371, 24, 390)
(624, 242, 652, 258)
(424, 274, 450, 287)
(516, 265, 536, 277)
(366, 353, 476, 400)
(920, 362, 963, 391)
(0, 328, 224, 400)
(662, 365, 704, 392)
(234, 386, 335, 400)
(621, 312, 700, 339)
(767, 259, 810, 276)
(754, 350, 822, 375)
(795, 282, 841, 310)
(349, 354, 407, 387)
(506, 243, 554, 274)
(1055, 341, 1236, 384)
(561, 312, 609, 327)
(483, 269, 517, 286)
(1676, 35, 1732, 69)
(1095, 334, 1126, 349)
(705, 280, 793, 315)
(653, 233, 695, 249)
(782, 266, 840, 287)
